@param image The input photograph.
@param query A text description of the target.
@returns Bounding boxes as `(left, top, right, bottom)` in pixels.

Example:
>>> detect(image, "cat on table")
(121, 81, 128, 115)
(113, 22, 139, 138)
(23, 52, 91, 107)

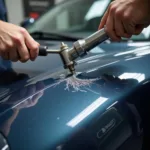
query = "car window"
(84, 0, 110, 21)
(27, 0, 150, 41)
(27, 0, 110, 33)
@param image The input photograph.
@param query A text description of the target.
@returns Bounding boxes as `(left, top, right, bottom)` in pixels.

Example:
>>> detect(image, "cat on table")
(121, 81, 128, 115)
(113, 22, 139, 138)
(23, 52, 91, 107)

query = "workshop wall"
(5, 0, 24, 25)
(5, 0, 65, 25)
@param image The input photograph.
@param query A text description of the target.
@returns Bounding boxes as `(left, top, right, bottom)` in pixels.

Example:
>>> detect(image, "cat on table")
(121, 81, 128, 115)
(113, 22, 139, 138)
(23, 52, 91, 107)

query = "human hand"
(99, 0, 150, 41)
(0, 21, 40, 62)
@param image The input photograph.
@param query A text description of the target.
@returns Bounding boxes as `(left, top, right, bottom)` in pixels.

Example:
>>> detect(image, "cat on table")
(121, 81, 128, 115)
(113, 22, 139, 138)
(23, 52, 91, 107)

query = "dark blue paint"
(0, 0, 6, 21)
(0, 41, 149, 149)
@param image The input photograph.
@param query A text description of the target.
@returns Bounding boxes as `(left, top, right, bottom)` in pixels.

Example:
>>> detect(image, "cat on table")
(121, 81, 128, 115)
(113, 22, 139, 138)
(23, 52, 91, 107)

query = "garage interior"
(0, 0, 149, 150)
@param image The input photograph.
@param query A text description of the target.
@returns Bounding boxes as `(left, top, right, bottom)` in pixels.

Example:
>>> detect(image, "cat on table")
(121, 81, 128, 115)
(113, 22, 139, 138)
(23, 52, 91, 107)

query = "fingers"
(123, 22, 145, 36)
(16, 29, 39, 62)
(98, 1, 145, 41)
(105, 10, 121, 41)
(99, 2, 122, 41)
(20, 28, 39, 61)
(98, 2, 114, 30)
(17, 40, 30, 63)
(0, 21, 39, 62)
(99, 9, 109, 29)
(9, 28, 39, 62)
(1, 51, 9, 60)
(123, 21, 135, 35)
(134, 24, 146, 35)
(114, 12, 132, 38)
(9, 48, 18, 62)
(0, 44, 9, 60)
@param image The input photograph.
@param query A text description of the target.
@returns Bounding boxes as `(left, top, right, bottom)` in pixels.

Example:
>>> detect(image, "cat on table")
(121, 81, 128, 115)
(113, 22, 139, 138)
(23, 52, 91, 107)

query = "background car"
(22, 0, 150, 42)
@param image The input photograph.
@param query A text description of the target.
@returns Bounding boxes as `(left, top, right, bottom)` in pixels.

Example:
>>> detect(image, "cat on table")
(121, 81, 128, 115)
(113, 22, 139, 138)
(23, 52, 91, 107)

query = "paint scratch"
(55, 75, 99, 92)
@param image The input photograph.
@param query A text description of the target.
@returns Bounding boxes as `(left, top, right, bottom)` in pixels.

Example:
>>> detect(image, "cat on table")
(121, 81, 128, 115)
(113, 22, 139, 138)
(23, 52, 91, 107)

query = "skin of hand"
(0, 20, 40, 62)
(99, 0, 150, 41)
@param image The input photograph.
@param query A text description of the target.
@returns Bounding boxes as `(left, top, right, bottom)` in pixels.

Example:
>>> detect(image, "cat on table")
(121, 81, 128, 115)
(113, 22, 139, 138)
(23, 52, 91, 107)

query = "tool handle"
(85, 28, 109, 52)
(72, 28, 109, 59)
(38, 45, 48, 56)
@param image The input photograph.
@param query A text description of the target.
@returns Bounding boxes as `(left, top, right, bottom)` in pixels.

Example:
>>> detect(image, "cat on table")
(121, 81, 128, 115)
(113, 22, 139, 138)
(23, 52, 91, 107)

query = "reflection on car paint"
(86, 60, 120, 73)
(114, 46, 150, 57)
(125, 56, 142, 61)
(87, 59, 100, 64)
(0, 68, 146, 115)
(0, 40, 148, 149)
(119, 73, 145, 83)
(0, 132, 10, 149)
(67, 97, 108, 128)
(107, 101, 118, 110)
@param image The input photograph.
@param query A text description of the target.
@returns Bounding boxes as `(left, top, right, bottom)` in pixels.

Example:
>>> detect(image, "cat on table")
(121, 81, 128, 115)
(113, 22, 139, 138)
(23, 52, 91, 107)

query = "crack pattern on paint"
(55, 75, 100, 92)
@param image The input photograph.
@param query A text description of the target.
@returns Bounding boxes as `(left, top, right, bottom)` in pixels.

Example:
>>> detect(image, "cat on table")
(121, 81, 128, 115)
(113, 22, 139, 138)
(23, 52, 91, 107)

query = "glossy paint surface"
(0, 41, 149, 150)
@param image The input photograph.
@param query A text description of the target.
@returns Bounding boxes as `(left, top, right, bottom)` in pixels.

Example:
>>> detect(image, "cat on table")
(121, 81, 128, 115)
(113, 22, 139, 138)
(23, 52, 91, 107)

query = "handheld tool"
(38, 28, 109, 75)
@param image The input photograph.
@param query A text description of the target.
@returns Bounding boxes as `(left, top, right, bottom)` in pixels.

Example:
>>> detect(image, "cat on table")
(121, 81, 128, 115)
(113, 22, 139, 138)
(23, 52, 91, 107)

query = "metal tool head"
(46, 42, 76, 75)
(46, 28, 108, 76)
(58, 28, 108, 75)
(59, 42, 76, 75)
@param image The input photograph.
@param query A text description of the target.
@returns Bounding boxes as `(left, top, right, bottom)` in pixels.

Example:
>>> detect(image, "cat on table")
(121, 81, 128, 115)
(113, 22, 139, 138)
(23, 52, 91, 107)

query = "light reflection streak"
(125, 56, 142, 61)
(86, 60, 120, 73)
(67, 97, 108, 128)
(114, 46, 150, 56)
(77, 54, 105, 64)
(83, 87, 100, 94)
(127, 43, 150, 47)
(107, 101, 118, 110)
(143, 81, 150, 85)
(87, 59, 100, 63)
(136, 50, 150, 56)
(119, 73, 145, 82)
(2, 145, 9, 150)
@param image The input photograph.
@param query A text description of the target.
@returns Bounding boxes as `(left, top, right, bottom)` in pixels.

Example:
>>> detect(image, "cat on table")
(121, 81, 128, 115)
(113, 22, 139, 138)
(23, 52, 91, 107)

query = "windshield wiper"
(30, 31, 80, 41)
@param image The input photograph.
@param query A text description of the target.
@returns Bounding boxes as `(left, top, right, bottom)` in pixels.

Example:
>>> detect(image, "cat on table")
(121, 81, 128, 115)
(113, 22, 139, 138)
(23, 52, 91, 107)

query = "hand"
(0, 21, 40, 62)
(99, 0, 150, 41)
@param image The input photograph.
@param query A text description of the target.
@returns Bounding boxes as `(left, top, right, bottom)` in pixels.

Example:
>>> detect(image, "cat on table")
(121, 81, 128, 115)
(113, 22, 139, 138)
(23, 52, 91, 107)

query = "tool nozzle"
(38, 28, 108, 76)
(68, 65, 76, 75)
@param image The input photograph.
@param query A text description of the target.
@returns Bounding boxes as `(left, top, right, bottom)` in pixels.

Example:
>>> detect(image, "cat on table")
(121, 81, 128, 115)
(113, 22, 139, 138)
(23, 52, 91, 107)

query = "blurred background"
(5, 0, 66, 25)
(4, 0, 150, 40)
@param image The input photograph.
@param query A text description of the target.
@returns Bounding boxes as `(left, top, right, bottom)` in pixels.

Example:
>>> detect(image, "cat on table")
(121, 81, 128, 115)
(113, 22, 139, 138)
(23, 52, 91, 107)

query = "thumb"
(98, 9, 109, 30)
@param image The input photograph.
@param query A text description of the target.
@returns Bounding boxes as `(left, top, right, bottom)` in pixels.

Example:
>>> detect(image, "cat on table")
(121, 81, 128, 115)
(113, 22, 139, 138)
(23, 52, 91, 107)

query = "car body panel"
(0, 41, 149, 149)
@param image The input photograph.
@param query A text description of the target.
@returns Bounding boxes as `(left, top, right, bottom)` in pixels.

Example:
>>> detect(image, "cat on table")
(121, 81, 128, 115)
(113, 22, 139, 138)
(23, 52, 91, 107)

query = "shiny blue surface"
(0, 41, 149, 149)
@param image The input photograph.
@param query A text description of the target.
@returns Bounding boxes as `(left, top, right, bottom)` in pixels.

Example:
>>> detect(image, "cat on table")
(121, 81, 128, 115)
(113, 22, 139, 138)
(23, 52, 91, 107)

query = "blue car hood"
(0, 41, 149, 150)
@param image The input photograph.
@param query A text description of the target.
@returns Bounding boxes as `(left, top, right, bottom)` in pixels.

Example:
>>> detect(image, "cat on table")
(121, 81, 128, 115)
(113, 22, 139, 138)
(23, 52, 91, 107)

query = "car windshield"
(27, 0, 150, 40)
